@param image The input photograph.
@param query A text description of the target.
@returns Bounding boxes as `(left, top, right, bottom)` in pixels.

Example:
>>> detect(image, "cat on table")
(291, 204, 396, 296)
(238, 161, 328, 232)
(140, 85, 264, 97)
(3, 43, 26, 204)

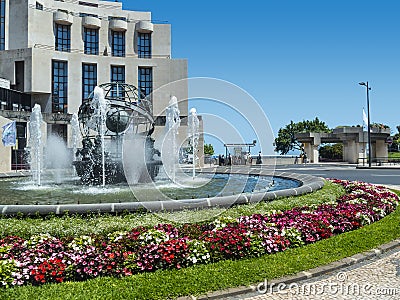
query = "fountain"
(72, 83, 162, 185)
(0, 82, 324, 217)
(188, 107, 200, 179)
(28, 104, 43, 186)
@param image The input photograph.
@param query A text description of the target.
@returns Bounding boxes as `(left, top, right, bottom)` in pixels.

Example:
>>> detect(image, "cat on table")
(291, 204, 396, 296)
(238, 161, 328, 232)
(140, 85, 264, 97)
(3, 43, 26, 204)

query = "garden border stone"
(0, 167, 325, 216)
(177, 238, 400, 300)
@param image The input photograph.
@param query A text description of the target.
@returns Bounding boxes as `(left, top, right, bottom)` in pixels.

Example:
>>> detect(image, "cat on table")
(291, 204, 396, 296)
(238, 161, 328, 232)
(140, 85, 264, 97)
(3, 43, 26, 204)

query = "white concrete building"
(0, 0, 188, 172)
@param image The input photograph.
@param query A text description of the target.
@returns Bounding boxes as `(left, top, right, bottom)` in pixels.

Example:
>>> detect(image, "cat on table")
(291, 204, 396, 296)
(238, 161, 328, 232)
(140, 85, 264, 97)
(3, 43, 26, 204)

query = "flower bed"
(0, 180, 398, 288)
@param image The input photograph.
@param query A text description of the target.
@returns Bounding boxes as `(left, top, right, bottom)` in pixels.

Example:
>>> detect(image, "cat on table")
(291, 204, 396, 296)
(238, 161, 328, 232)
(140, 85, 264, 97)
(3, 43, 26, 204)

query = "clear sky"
(123, 0, 400, 154)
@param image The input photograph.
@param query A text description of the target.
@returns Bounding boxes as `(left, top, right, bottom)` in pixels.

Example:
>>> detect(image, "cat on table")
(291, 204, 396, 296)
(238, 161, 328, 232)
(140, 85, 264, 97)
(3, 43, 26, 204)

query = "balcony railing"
(33, 44, 171, 58)
(0, 88, 31, 112)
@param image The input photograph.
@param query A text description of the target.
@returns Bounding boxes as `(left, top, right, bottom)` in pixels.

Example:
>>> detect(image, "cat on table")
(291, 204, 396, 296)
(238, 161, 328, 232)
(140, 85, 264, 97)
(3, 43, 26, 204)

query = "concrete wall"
(3, 0, 9, 50)
(248, 156, 296, 166)
(0, 78, 10, 89)
(0, 116, 12, 172)
(152, 24, 171, 57)
(8, 0, 28, 50)
(152, 59, 188, 118)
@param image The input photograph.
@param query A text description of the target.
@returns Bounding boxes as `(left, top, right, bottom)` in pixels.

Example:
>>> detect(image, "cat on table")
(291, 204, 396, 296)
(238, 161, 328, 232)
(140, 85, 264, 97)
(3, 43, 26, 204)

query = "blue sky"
(124, 0, 400, 154)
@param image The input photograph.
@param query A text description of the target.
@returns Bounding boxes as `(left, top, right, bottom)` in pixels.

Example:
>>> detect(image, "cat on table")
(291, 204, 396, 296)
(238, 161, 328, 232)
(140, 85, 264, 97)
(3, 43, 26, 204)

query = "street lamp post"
(359, 81, 372, 167)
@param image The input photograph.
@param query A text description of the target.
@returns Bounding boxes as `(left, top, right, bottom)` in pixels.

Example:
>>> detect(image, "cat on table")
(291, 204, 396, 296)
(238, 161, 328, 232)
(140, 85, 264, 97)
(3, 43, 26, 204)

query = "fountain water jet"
(163, 96, 181, 183)
(92, 86, 108, 187)
(28, 104, 43, 186)
(45, 135, 71, 184)
(188, 107, 199, 180)
(71, 113, 81, 160)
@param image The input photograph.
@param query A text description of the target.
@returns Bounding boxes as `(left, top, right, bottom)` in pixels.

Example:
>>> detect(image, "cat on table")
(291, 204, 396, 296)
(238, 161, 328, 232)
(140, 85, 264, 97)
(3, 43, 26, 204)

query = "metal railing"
(33, 44, 171, 59)
(0, 88, 31, 112)
(357, 157, 400, 166)
(29, 3, 168, 23)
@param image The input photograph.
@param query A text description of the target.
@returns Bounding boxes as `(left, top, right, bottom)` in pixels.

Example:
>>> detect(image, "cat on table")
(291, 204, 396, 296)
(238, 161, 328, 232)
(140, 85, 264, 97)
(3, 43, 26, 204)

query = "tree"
(389, 125, 400, 152)
(274, 117, 331, 155)
(204, 143, 214, 156)
(319, 143, 343, 160)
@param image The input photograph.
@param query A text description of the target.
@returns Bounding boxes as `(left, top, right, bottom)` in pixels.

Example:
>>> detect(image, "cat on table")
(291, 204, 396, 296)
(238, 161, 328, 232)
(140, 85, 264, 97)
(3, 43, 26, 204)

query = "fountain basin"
(0, 168, 324, 216)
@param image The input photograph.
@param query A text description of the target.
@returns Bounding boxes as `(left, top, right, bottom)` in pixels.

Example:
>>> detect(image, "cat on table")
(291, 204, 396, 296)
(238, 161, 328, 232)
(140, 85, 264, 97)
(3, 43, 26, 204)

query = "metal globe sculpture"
(105, 108, 130, 133)
(73, 82, 162, 185)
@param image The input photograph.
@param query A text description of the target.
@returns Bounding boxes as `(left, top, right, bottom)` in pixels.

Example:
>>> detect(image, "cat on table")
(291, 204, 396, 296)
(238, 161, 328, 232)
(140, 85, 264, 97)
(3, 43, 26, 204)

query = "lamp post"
(359, 81, 372, 167)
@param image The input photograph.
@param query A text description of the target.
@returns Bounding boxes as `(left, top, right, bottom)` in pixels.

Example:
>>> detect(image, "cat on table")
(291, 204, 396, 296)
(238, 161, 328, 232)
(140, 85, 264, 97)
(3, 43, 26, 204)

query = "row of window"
(55, 24, 152, 58)
(52, 60, 153, 114)
(0, 0, 5, 51)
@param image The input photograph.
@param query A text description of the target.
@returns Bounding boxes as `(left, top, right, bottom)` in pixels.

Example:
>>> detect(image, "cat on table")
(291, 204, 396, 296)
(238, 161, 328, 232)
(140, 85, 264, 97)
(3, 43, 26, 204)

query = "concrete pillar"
(311, 145, 319, 163)
(343, 140, 358, 164)
(356, 142, 367, 164)
(0, 116, 13, 172)
(343, 142, 348, 162)
(303, 142, 319, 163)
(375, 140, 388, 161)
(303, 142, 310, 162)
(303, 138, 320, 163)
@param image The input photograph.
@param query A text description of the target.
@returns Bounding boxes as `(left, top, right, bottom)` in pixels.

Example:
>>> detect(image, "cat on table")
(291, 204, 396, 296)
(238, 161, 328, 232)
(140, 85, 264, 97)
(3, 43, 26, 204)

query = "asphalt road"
(275, 164, 400, 187)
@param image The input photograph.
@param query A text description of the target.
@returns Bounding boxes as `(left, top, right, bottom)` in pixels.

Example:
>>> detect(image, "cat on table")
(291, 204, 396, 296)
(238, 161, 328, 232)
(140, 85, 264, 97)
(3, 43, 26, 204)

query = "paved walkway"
(190, 241, 400, 300)
(183, 242, 400, 300)
(237, 247, 400, 300)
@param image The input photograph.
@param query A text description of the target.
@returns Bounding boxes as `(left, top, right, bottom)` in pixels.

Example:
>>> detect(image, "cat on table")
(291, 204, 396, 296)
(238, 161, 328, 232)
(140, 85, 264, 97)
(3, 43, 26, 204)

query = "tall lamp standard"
(359, 81, 372, 167)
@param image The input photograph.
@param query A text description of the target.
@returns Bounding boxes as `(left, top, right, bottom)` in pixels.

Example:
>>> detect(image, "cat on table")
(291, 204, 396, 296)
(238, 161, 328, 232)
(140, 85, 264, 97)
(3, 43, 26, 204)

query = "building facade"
(0, 0, 188, 171)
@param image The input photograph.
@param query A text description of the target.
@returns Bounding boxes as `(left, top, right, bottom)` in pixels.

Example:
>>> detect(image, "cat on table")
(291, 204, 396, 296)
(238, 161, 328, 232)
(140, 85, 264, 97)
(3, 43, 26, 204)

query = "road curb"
(180, 238, 400, 300)
(356, 166, 400, 170)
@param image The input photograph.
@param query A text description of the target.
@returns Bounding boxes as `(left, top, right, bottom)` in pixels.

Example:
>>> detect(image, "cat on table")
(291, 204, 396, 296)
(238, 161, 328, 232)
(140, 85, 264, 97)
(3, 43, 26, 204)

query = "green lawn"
(0, 185, 398, 300)
(388, 152, 400, 159)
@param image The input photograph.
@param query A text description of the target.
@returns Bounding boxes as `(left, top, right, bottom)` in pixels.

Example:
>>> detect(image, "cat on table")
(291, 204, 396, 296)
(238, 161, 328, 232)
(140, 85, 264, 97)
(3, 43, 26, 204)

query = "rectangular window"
(79, 1, 98, 8)
(110, 65, 125, 98)
(82, 63, 97, 100)
(0, 0, 5, 50)
(79, 13, 98, 18)
(84, 28, 99, 55)
(55, 24, 71, 52)
(111, 31, 125, 57)
(138, 33, 152, 58)
(14, 61, 24, 92)
(138, 67, 153, 100)
(108, 16, 126, 21)
(52, 60, 68, 113)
